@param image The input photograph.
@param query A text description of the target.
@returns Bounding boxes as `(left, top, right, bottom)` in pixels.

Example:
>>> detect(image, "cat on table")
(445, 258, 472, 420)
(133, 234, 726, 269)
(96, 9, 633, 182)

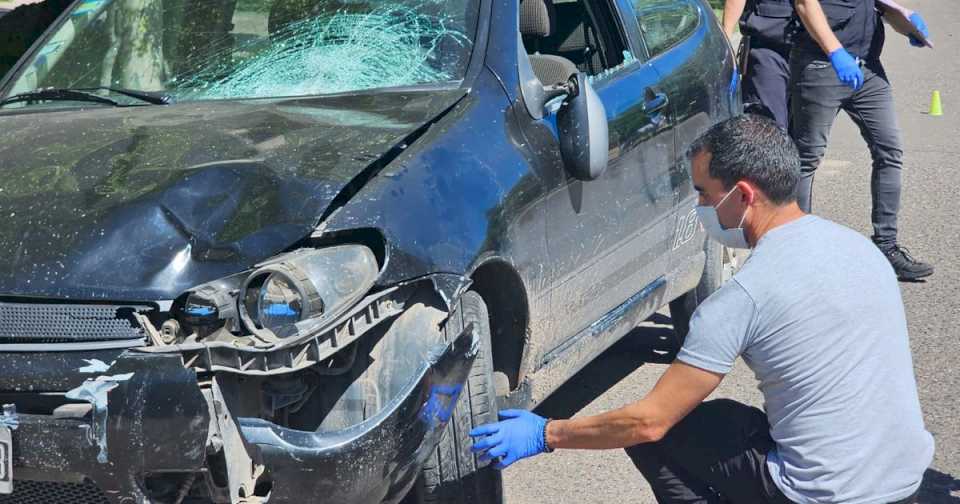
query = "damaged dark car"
(0, 0, 739, 502)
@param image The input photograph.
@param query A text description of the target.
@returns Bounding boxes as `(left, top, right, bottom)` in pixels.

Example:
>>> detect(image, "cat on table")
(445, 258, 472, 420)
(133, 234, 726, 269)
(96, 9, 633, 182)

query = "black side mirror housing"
(557, 73, 609, 181)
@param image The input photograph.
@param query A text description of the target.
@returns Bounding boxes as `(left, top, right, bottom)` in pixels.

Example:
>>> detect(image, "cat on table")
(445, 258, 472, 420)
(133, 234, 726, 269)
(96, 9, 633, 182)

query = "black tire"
(669, 239, 725, 347)
(410, 291, 502, 504)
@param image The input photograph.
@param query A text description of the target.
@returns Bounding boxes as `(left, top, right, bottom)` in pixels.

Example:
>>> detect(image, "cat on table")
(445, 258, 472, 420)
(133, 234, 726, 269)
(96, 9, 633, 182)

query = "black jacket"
(792, 0, 885, 60)
(740, 0, 796, 53)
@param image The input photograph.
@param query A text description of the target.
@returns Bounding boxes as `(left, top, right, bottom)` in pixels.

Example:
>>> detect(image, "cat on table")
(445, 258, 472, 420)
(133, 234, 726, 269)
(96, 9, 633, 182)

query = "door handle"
(643, 90, 669, 114)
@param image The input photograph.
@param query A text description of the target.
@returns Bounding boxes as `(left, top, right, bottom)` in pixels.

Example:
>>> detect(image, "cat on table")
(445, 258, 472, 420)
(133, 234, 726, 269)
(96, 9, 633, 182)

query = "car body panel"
(8, 353, 210, 498)
(642, 2, 741, 266)
(0, 89, 464, 300)
(535, 60, 677, 357)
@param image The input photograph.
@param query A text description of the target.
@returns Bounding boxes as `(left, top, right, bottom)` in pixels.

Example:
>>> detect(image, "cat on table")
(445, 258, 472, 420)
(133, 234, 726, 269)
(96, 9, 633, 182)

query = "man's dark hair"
(687, 114, 801, 204)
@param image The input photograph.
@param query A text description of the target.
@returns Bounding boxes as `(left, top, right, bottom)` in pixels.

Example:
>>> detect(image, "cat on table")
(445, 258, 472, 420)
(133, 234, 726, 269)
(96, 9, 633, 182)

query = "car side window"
(520, 0, 636, 85)
(631, 0, 700, 58)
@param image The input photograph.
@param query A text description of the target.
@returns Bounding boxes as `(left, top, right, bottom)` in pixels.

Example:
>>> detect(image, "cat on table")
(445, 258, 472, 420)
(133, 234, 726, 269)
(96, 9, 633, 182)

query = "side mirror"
(557, 73, 609, 181)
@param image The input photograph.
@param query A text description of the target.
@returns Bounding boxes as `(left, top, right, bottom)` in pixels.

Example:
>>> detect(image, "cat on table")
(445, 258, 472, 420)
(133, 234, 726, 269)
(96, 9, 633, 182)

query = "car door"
(629, 0, 737, 269)
(534, 0, 677, 362)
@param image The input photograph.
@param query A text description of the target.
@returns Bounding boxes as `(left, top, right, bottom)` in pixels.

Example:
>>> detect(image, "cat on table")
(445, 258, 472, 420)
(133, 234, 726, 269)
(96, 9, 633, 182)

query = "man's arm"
(470, 284, 748, 469)
(875, 0, 930, 48)
(722, 0, 748, 38)
(875, 0, 912, 16)
(545, 361, 723, 450)
(795, 0, 864, 90)
(793, 0, 842, 54)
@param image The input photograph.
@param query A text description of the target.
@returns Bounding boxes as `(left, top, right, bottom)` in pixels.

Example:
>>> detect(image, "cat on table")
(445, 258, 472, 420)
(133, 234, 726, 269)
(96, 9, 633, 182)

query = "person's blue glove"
(829, 48, 864, 91)
(469, 409, 548, 470)
(907, 12, 929, 47)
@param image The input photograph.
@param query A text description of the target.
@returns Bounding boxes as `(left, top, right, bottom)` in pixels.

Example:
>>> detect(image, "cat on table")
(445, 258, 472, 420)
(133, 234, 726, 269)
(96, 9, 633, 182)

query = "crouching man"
(470, 115, 933, 504)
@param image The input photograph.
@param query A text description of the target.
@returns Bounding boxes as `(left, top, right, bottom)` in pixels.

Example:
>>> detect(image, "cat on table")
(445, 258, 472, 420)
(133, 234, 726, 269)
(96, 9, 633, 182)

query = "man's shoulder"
(734, 215, 894, 305)
(734, 216, 880, 284)
(757, 215, 876, 254)
(797, 216, 889, 263)
(698, 278, 757, 319)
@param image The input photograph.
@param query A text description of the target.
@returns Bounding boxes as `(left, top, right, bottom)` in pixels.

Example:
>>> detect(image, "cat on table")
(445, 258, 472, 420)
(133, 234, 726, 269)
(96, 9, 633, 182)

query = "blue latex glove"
(469, 409, 548, 470)
(829, 48, 864, 91)
(908, 12, 929, 47)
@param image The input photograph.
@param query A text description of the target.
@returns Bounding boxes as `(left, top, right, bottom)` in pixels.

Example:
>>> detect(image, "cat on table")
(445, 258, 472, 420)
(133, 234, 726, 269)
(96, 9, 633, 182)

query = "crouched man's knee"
(626, 399, 766, 461)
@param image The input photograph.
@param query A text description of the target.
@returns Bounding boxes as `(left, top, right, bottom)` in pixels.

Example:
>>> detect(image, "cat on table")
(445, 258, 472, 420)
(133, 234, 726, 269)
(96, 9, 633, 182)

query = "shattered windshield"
(4, 0, 478, 103)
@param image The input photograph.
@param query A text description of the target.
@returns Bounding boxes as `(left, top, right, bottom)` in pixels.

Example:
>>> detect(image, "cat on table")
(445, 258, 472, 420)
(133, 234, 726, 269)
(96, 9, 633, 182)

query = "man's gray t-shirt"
(678, 215, 934, 504)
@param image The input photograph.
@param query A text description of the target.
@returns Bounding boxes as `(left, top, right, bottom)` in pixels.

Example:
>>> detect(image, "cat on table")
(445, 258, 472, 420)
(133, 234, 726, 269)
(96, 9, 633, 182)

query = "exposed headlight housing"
(237, 245, 378, 342)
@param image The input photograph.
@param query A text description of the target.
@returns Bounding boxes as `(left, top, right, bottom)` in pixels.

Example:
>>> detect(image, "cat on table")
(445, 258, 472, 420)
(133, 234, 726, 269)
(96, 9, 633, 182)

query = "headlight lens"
(238, 245, 378, 341)
(257, 273, 305, 329)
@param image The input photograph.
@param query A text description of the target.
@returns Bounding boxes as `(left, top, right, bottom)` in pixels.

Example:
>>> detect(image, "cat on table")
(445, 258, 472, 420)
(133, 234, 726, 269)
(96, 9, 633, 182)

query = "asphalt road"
(503, 0, 960, 501)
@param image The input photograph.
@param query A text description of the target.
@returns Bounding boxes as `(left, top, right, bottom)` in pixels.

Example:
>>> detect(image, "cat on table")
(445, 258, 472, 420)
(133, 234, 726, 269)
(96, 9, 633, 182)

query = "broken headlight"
(175, 245, 379, 345)
(238, 246, 379, 341)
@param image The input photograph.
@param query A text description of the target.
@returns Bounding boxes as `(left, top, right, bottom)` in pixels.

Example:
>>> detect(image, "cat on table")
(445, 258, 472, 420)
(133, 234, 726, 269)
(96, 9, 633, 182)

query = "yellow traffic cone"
(928, 90, 943, 116)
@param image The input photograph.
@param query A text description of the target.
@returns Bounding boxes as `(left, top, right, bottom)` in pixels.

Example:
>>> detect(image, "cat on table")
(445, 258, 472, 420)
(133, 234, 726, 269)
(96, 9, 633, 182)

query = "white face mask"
(695, 186, 750, 249)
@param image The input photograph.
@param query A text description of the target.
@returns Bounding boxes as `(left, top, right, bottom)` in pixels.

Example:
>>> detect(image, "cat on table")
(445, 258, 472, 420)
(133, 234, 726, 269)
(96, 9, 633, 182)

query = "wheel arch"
(468, 258, 529, 393)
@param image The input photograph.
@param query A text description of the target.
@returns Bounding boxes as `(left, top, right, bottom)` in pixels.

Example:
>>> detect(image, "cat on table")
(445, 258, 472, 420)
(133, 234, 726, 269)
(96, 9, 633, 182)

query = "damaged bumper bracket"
(235, 323, 478, 503)
(4, 321, 477, 504)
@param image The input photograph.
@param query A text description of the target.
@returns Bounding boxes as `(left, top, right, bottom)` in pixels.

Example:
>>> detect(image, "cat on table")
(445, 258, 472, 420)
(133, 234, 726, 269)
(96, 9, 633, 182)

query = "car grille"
(0, 301, 149, 344)
(0, 480, 109, 504)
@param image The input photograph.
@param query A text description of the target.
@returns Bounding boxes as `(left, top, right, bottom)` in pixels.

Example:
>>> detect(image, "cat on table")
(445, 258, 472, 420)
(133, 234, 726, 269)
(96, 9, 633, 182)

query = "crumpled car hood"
(0, 89, 464, 301)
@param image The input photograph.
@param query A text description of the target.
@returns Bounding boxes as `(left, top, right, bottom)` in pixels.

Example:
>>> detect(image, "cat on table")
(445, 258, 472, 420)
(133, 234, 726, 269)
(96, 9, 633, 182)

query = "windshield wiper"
(76, 86, 173, 105)
(0, 88, 121, 108)
(0, 87, 172, 108)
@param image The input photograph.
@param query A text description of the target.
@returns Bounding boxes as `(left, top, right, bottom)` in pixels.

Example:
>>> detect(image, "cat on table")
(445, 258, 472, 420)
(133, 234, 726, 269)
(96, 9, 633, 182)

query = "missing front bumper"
(1, 314, 477, 504)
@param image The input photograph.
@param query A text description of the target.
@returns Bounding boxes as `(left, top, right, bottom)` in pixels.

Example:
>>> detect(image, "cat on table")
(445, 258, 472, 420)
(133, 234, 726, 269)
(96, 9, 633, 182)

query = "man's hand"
(469, 409, 548, 470)
(829, 48, 863, 90)
(907, 12, 929, 47)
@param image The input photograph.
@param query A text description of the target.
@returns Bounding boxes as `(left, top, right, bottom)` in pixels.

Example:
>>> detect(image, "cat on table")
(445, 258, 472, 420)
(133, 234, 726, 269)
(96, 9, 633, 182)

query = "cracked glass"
(6, 0, 478, 103)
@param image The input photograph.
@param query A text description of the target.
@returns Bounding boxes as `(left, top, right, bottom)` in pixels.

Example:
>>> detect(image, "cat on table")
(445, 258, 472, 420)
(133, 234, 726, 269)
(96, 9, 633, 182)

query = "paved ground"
(504, 0, 960, 501)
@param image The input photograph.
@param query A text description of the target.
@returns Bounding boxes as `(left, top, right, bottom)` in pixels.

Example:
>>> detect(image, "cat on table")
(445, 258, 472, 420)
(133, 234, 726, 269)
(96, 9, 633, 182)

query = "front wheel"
(409, 291, 503, 504)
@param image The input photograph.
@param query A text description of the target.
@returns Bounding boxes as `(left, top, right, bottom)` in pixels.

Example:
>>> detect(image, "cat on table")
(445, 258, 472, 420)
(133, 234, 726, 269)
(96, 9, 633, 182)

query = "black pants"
(789, 55, 903, 248)
(625, 399, 791, 504)
(625, 399, 919, 504)
(743, 45, 791, 131)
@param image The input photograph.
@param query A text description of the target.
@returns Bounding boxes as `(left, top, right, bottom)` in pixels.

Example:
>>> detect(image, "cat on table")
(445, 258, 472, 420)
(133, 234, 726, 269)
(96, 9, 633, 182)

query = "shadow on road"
(533, 314, 677, 419)
(919, 469, 960, 503)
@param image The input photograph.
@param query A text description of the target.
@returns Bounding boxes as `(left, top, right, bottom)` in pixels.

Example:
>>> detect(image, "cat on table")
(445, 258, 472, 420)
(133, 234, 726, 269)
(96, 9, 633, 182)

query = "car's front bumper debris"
(1, 301, 477, 503)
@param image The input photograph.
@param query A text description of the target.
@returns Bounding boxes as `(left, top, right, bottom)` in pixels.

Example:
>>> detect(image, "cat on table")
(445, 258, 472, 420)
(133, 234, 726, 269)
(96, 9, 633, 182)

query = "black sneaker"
(881, 245, 934, 281)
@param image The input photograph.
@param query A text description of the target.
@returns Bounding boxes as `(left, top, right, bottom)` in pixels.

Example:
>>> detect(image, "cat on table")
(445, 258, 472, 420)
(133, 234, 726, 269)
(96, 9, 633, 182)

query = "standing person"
(790, 0, 933, 280)
(468, 115, 933, 503)
(723, 0, 795, 130)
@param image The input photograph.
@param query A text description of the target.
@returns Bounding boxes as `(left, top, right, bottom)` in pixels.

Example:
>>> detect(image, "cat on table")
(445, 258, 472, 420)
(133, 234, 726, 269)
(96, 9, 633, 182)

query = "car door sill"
(539, 276, 667, 368)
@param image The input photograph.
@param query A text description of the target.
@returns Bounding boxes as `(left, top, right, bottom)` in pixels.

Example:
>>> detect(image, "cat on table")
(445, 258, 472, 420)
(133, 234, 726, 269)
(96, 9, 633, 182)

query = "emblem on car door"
(672, 208, 701, 250)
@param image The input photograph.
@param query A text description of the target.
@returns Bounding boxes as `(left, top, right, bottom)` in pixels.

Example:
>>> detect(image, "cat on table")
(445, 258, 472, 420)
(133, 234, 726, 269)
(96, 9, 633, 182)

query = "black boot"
(880, 245, 934, 281)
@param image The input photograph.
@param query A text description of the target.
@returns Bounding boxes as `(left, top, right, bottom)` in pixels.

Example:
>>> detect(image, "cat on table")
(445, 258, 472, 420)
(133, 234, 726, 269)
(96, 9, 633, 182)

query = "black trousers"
(625, 399, 791, 504)
(743, 45, 791, 131)
(789, 55, 904, 248)
(625, 399, 919, 504)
